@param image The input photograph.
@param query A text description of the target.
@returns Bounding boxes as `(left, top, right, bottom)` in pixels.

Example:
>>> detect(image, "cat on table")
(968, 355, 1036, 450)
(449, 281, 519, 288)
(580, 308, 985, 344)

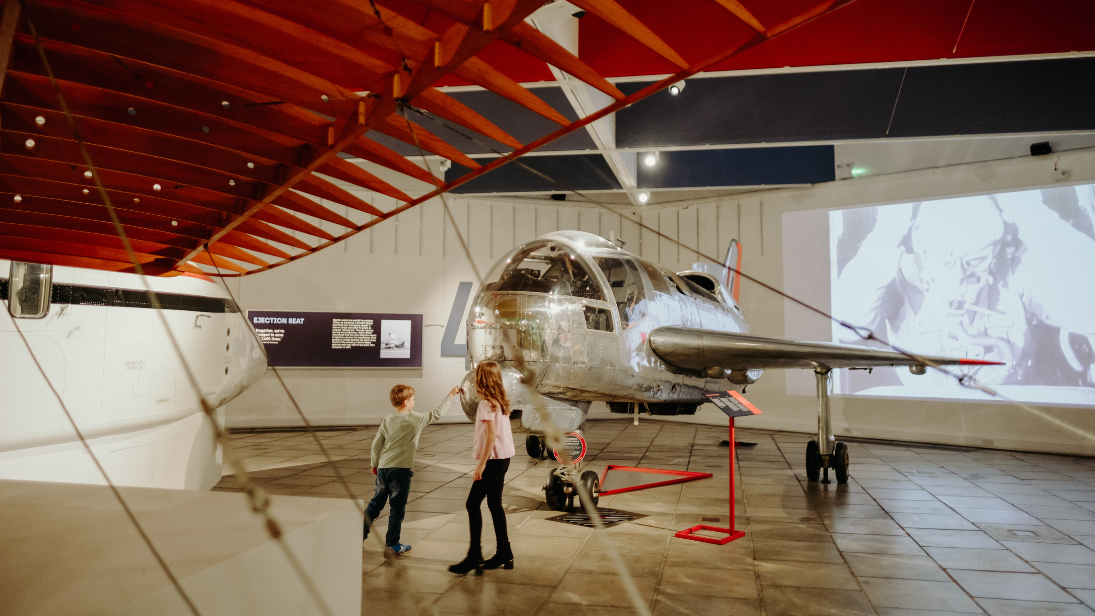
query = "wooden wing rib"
(206, 241, 270, 267)
(414, 87, 523, 150)
(272, 191, 360, 229)
(502, 23, 624, 100)
(373, 116, 481, 170)
(294, 174, 387, 218)
(318, 157, 412, 203)
(234, 218, 313, 251)
(190, 250, 249, 273)
(251, 205, 336, 241)
(710, 0, 767, 33)
(452, 57, 571, 127)
(344, 138, 439, 187)
(568, 0, 689, 68)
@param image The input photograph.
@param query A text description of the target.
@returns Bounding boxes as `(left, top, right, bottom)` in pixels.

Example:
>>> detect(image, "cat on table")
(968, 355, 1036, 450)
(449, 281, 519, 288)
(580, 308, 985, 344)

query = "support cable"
(23, 11, 335, 616)
(202, 246, 365, 518)
(403, 102, 1095, 446)
(398, 104, 654, 616)
(8, 323, 201, 615)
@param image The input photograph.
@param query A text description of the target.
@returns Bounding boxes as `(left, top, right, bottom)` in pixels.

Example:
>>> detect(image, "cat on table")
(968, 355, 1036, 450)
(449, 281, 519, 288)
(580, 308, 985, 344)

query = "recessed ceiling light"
(638, 192, 649, 203)
(643, 152, 658, 167)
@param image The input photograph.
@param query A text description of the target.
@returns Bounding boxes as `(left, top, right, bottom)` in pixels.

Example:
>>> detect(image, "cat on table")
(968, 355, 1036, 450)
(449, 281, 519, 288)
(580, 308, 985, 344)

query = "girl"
(448, 361, 516, 575)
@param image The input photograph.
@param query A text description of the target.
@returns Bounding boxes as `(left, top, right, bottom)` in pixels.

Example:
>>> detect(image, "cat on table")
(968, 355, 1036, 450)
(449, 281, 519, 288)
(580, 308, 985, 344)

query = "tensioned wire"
(400, 101, 1095, 448)
(22, 10, 336, 616)
(399, 104, 655, 616)
(201, 246, 444, 616)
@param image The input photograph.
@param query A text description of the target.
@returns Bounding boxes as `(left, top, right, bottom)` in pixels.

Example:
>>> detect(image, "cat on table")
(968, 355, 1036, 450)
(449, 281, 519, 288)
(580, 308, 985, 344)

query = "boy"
(365, 384, 461, 554)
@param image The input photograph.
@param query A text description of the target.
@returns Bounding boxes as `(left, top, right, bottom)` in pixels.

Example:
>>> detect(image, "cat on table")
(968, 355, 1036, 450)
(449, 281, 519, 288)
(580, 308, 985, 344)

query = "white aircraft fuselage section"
(0, 260, 267, 490)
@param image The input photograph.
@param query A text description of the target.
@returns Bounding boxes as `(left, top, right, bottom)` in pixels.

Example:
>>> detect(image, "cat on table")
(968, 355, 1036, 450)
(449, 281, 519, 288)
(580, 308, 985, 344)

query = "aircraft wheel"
(833, 441, 850, 484)
(544, 472, 567, 511)
(806, 440, 822, 482)
(525, 435, 544, 459)
(578, 470, 600, 509)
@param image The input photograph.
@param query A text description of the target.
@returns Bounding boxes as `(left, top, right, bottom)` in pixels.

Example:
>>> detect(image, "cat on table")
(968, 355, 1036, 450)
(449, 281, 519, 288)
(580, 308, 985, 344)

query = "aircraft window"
(582, 306, 614, 332)
(483, 244, 604, 301)
(639, 260, 672, 295)
(8, 261, 52, 319)
(593, 257, 647, 329)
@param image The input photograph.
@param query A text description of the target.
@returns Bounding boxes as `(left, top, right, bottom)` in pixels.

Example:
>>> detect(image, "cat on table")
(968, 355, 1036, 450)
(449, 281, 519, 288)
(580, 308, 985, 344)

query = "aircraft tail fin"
(723, 239, 742, 302)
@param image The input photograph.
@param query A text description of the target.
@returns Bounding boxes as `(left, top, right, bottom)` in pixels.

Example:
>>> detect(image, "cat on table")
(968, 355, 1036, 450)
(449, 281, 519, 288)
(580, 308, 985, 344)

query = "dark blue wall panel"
(446, 154, 620, 193)
(638, 146, 835, 188)
(617, 58, 1095, 147)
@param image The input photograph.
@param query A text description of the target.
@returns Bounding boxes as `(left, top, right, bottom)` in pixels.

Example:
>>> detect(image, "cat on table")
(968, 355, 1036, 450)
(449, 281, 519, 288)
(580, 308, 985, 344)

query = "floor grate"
(547, 508, 646, 528)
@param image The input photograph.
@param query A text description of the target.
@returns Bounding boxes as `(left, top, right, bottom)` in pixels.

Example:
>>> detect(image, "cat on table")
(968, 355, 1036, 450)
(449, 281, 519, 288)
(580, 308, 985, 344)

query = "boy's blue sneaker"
(389, 543, 412, 554)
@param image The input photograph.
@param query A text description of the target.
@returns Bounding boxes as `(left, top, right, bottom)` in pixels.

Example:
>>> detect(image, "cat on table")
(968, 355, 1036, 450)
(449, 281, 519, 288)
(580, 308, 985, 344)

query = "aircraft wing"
(647, 327, 1003, 372)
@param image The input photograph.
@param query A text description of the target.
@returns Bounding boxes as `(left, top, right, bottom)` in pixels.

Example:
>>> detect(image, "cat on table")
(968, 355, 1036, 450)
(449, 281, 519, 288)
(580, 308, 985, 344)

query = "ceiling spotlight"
(247, 162, 254, 169)
(84, 171, 93, 178)
(82, 189, 89, 195)
(638, 192, 649, 203)
(133, 198, 140, 204)
(668, 80, 686, 95)
(153, 183, 161, 192)
(35, 116, 45, 126)
(171, 220, 178, 226)
(24, 138, 35, 150)
(643, 151, 659, 167)
(14, 195, 22, 203)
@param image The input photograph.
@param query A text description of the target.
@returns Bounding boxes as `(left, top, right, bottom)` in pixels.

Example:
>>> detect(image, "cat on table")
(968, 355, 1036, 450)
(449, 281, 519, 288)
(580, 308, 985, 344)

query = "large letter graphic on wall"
(441, 282, 473, 357)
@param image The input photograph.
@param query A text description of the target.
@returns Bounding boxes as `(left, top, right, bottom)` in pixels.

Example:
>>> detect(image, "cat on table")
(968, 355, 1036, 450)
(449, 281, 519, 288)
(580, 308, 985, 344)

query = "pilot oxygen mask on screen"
(784, 183, 1095, 406)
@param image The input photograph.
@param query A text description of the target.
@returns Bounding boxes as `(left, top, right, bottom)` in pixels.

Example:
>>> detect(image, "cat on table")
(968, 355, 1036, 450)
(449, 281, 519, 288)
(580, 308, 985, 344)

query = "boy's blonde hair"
(390, 384, 415, 408)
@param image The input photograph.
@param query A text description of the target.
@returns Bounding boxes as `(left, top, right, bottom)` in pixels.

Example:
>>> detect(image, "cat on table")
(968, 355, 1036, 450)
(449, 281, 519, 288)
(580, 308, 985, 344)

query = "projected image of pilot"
(831, 184, 1095, 405)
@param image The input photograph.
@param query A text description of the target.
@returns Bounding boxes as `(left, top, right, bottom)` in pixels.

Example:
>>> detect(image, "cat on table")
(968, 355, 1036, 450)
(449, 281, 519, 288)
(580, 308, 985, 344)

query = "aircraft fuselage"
(460, 231, 752, 432)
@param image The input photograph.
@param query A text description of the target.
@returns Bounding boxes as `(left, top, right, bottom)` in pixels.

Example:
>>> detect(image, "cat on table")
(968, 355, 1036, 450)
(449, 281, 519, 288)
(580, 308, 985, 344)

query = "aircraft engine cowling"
(459, 366, 588, 434)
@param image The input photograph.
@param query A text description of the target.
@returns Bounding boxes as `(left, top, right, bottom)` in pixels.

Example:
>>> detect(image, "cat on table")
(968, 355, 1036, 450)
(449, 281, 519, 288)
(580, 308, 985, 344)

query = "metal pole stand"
(674, 417, 746, 545)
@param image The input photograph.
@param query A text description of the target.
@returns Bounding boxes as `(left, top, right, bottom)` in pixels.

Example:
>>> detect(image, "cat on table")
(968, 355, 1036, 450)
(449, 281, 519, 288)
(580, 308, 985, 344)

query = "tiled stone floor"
(215, 421, 1095, 616)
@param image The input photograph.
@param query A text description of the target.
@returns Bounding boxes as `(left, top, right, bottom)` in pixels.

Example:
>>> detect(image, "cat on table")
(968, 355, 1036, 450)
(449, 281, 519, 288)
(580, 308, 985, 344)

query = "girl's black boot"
(447, 550, 483, 575)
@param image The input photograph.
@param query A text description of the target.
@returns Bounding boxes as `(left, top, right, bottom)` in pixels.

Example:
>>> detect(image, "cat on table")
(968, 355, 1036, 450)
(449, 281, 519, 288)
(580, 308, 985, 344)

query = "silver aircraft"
(457, 231, 998, 510)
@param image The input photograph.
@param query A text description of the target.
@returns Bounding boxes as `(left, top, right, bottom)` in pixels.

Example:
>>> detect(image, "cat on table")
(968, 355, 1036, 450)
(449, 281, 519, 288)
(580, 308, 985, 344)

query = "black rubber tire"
(833, 441, 850, 484)
(525, 435, 543, 459)
(806, 440, 822, 482)
(545, 446, 557, 462)
(544, 471, 567, 511)
(578, 470, 600, 509)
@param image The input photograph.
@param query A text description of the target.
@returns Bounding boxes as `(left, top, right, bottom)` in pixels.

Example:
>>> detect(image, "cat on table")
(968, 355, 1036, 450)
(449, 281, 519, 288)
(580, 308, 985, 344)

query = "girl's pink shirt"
(472, 399, 515, 460)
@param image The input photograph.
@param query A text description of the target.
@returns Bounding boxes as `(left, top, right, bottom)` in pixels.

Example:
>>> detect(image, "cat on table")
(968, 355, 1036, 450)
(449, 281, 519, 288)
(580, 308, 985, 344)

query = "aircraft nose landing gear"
(807, 368, 850, 484)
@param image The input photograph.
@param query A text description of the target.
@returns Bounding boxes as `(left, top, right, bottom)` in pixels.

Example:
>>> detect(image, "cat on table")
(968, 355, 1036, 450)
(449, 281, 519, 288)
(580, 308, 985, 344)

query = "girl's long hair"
(475, 361, 511, 415)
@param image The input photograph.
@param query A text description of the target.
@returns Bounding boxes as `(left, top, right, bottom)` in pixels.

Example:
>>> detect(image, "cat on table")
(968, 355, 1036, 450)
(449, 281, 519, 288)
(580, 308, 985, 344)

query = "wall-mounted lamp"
(643, 151, 659, 167)
(668, 80, 686, 95)
(438, 158, 452, 172)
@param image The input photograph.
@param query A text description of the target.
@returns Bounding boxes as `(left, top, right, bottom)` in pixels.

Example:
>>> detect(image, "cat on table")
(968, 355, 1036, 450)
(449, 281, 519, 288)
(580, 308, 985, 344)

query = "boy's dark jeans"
(364, 468, 413, 547)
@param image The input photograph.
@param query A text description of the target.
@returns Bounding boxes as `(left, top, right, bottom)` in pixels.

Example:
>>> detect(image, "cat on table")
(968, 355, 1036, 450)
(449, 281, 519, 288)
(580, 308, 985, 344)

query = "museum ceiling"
(0, 0, 1092, 276)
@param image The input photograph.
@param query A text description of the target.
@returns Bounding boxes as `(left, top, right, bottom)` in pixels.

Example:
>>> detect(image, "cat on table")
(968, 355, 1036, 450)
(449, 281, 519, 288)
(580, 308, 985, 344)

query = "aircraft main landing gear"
(526, 434, 544, 458)
(544, 468, 601, 511)
(807, 368, 851, 484)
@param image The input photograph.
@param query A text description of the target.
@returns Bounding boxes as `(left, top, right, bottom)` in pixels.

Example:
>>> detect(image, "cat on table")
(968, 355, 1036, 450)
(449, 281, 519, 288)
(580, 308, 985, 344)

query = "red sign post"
(675, 391, 759, 545)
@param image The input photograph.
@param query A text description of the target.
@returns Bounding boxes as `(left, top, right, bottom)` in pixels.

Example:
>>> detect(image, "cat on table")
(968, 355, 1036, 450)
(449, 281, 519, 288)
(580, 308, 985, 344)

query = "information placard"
(248, 310, 423, 368)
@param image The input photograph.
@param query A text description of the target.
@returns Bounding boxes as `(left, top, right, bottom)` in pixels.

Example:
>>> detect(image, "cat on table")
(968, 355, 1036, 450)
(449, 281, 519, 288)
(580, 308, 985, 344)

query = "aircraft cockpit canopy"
(483, 242, 605, 301)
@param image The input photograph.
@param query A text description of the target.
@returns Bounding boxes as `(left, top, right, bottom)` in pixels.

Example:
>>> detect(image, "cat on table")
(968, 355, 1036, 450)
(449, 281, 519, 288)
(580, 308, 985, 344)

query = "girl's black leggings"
(466, 458, 511, 550)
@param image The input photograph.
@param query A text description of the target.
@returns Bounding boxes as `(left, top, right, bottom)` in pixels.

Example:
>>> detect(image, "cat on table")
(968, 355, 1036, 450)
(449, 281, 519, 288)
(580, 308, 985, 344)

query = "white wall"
(224, 149, 1095, 456)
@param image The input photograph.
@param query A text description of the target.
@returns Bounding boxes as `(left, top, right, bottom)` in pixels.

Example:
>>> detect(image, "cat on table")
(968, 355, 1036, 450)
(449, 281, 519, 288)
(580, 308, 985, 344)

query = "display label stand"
(675, 391, 761, 545)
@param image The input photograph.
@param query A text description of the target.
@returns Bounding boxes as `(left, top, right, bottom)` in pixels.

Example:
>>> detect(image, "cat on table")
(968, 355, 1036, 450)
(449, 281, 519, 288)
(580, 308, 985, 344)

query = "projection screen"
(782, 183, 1095, 406)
